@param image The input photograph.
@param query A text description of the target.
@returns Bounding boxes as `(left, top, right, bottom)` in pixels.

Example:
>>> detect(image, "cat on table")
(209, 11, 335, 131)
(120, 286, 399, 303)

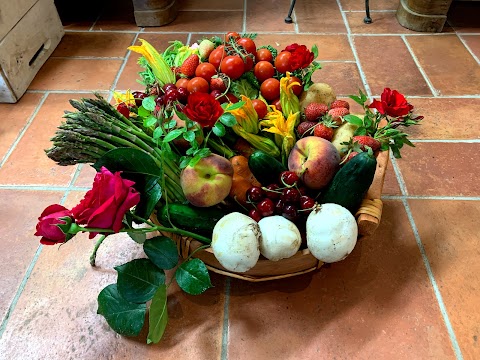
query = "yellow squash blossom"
(226, 96, 259, 134)
(280, 72, 301, 123)
(113, 90, 136, 107)
(261, 107, 299, 165)
(128, 39, 175, 86)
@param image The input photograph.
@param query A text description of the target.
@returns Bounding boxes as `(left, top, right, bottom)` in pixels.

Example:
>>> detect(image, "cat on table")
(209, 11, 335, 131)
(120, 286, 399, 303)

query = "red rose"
(183, 92, 224, 128)
(369, 88, 413, 118)
(284, 43, 314, 70)
(35, 204, 74, 245)
(72, 167, 140, 238)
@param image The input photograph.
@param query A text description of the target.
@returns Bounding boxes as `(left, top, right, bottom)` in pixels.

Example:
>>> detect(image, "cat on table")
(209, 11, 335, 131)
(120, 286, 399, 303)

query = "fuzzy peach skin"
(180, 154, 234, 207)
(288, 136, 340, 190)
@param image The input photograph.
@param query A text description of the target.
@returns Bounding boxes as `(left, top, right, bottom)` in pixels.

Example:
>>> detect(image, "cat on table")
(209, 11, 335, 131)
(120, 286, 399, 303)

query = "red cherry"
(257, 198, 275, 217)
(132, 91, 147, 107)
(275, 199, 284, 214)
(300, 196, 315, 210)
(264, 184, 281, 200)
(177, 87, 189, 104)
(281, 188, 300, 203)
(162, 83, 177, 93)
(297, 186, 308, 196)
(282, 204, 298, 221)
(246, 186, 264, 202)
(249, 208, 263, 222)
(279, 171, 299, 186)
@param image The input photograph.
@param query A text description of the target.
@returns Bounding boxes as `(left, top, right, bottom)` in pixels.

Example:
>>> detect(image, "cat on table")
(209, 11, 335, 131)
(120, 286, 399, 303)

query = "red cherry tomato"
(287, 75, 303, 97)
(220, 55, 245, 80)
(271, 98, 282, 112)
(225, 93, 239, 103)
(175, 78, 189, 89)
(243, 56, 254, 73)
(209, 45, 226, 69)
(275, 51, 292, 73)
(260, 78, 280, 101)
(254, 61, 275, 83)
(195, 62, 217, 82)
(236, 38, 257, 54)
(226, 32, 240, 41)
(252, 99, 268, 119)
(187, 77, 209, 93)
(256, 48, 273, 63)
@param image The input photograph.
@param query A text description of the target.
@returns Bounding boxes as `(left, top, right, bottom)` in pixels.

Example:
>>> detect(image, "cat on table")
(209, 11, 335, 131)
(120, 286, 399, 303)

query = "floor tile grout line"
(401, 198, 464, 360)
(27, 90, 111, 94)
(107, 30, 143, 102)
(410, 139, 480, 143)
(389, 153, 464, 359)
(457, 34, 480, 65)
(89, 12, 103, 32)
(50, 56, 126, 60)
(401, 35, 439, 96)
(336, 0, 372, 97)
(383, 195, 480, 201)
(220, 277, 231, 360)
(186, 33, 192, 46)
(0, 92, 49, 169)
(242, 0, 247, 33)
(343, 9, 397, 13)
(293, 10, 299, 34)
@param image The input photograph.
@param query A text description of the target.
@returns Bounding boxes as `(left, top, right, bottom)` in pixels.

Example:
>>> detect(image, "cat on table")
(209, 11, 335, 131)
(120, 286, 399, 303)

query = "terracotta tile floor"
(0, 0, 479, 359)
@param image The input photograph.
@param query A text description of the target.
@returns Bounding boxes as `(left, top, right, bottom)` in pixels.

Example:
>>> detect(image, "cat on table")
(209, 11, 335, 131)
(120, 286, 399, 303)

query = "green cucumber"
(248, 150, 287, 186)
(319, 151, 377, 213)
(158, 204, 227, 236)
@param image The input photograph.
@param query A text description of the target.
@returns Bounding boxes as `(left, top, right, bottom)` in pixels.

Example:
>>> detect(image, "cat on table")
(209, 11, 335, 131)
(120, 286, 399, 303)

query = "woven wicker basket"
(155, 150, 389, 282)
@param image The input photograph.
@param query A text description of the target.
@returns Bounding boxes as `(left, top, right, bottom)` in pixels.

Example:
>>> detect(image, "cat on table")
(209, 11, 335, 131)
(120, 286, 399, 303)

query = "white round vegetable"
(211, 212, 261, 273)
(306, 203, 358, 263)
(258, 216, 301, 261)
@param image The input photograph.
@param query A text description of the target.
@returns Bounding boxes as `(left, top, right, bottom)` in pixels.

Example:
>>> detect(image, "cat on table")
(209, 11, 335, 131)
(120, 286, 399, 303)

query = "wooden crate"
(0, 0, 64, 103)
(0, 0, 38, 40)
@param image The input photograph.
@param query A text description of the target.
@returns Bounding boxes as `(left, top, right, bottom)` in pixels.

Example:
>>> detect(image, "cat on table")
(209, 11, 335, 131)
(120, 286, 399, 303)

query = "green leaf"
(153, 127, 164, 140)
(163, 129, 184, 143)
(179, 156, 191, 169)
(311, 44, 319, 58)
(183, 130, 196, 143)
(354, 127, 367, 136)
(143, 115, 157, 128)
(175, 259, 212, 295)
(225, 101, 245, 112)
(212, 122, 226, 137)
(147, 285, 168, 344)
(93, 148, 161, 178)
(143, 236, 179, 270)
(219, 113, 238, 127)
(142, 96, 156, 112)
(344, 114, 364, 127)
(134, 182, 162, 219)
(115, 259, 166, 303)
(97, 284, 146, 337)
(128, 232, 147, 244)
(175, 109, 189, 122)
(165, 119, 177, 129)
(188, 154, 203, 167)
(196, 148, 211, 158)
(138, 106, 150, 118)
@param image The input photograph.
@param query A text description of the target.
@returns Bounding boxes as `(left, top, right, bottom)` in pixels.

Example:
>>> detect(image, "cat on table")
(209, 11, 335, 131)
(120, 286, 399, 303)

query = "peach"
(288, 137, 340, 190)
(180, 154, 234, 207)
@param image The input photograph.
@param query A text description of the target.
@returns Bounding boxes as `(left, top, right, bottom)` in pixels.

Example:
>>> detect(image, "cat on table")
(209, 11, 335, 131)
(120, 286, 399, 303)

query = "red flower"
(369, 88, 413, 117)
(72, 167, 140, 238)
(183, 92, 224, 128)
(284, 43, 314, 70)
(35, 204, 74, 245)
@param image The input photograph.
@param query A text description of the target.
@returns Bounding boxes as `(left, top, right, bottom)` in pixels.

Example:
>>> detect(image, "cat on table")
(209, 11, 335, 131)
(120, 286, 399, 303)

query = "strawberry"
(327, 107, 350, 126)
(314, 123, 334, 141)
(180, 54, 199, 77)
(330, 99, 350, 110)
(297, 121, 317, 137)
(210, 76, 227, 92)
(304, 103, 328, 121)
(198, 39, 215, 60)
(341, 151, 359, 164)
(352, 135, 381, 151)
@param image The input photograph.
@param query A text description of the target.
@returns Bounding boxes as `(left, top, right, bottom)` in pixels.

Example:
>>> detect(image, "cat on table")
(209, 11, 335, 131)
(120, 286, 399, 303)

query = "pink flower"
(35, 205, 74, 245)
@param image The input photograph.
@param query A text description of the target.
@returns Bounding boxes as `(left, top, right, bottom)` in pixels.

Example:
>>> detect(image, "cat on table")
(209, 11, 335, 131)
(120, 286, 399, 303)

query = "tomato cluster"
(246, 171, 316, 223)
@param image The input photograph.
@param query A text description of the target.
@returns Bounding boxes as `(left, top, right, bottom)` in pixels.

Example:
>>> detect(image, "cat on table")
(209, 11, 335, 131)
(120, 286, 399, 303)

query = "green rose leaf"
(115, 259, 166, 303)
(219, 113, 237, 127)
(93, 148, 161, 178)
(147, 285, 168, 344)
(97, 284, 146, 337)
(143, 236, 179, 270)
(175, 259, 212, 295)
(134, 181, 162, 219)
(344, 114, 364, 127)
(183, 130, 196, 143)
(142, 96, 156, 111)
(143, 115, 157, 128)
(138, 106, 151, 118)
(212, 122, 226, 137)
(127, 232, 147, 244)
(153, 126, 164, 141)
(163, 128, 184, 143)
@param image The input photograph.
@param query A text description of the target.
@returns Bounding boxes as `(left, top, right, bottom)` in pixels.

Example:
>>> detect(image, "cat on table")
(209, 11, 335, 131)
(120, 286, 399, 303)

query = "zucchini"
(248, 150, 287, 186)
(158, 203, 227, 236)
(319, 151, 377, 213)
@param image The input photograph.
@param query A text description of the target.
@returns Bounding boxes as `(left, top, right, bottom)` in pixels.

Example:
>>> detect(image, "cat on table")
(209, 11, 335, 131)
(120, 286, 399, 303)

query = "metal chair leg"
(285, 0, 297, 23)
(364, 0, 372, 23)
